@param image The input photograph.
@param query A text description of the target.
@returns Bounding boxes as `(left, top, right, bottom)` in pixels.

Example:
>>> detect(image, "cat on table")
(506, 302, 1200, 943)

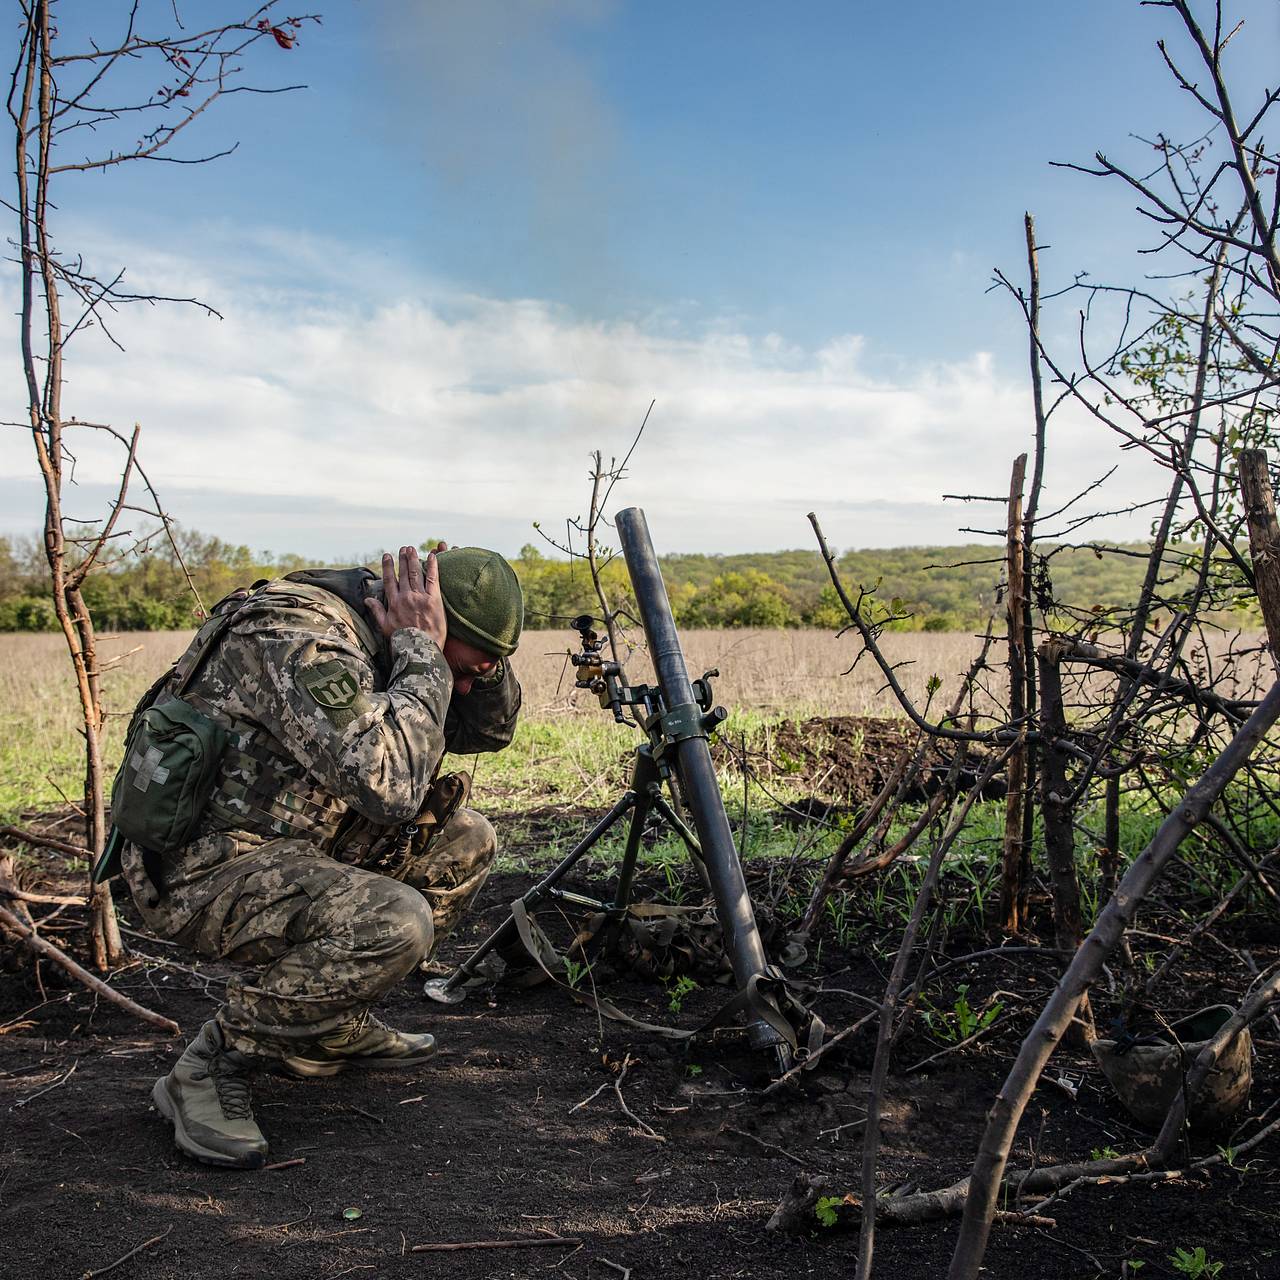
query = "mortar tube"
(615, 506, 787, 1057)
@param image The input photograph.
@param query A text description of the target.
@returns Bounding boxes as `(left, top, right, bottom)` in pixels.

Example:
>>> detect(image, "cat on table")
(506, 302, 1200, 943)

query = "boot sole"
(277, 1044, 439, 1080)
(151, 1076, 268, 1171)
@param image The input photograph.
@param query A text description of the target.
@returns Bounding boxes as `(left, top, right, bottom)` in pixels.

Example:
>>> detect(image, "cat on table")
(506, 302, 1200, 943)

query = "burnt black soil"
(4, 850, 1280, 1279)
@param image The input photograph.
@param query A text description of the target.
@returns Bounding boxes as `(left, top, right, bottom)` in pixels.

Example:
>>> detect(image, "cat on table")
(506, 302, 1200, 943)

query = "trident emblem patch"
(301, 660, 361, 711)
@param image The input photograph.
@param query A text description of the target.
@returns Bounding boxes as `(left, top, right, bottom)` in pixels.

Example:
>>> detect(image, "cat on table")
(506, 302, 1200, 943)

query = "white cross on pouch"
(130, 745, 171, 792)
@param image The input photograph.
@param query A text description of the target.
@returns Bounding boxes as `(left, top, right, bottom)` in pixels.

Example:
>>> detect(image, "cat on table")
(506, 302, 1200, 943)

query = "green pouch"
(92, 582, 271, 885)
(98, 694, 229, 872)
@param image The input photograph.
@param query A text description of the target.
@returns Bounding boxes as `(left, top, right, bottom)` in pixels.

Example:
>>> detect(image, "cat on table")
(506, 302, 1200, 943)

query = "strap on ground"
(503, 899, 825, 1063)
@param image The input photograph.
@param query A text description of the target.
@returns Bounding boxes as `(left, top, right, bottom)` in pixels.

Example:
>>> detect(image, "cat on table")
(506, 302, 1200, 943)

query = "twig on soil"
(0, 824, 89, 858)
(924, 946, 1069, 981)
(1032, 1229, 1102, 1272)
(570, 1080, 612, 1113)
(1, 886, 83, 906)
(613, 1054, 664, 1142)
(0, 993, 71, 1035)
(263, 1158, 306, 1171)
(814, 987, 880, 1008)
(818, 1118, 867, 1139)
(118, 925, 181, 948)
(14, 1058, 78, 1108)
(722, 1125, 809, 1167)
(762, 1009, 878, 1095)
(572, 1055, 665, 1140)
(0, 903, 180, 1035)
(410, 1236, 582, 1253)
(598, 1261, 632, 1280)
(83, 1224, 173, 1278)
(902, 1015, 1012, 1075)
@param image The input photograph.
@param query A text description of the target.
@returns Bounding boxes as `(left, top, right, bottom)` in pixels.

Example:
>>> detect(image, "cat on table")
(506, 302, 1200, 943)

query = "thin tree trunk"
(1239, 449, 1280, 667)
(1036, 644, 1093, 1044)
(1000, 454, 1028, 931)
(16, 5, 121, 967)
(1018, 215, 1048, 930)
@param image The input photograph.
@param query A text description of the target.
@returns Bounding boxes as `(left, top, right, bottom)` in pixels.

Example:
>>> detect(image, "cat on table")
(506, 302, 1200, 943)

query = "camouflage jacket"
(180, 570, 520, 847)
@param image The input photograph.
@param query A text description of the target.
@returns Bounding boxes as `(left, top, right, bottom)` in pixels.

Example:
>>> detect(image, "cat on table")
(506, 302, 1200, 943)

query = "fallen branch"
(768, 1169, 1070, 1234)
(0, 824, 89, 858)
(85, 1224, 173, 1278)
(722, 1125, 809, 1168)
(612, 1053, 664, 1142)
(570, 1054, 664, 1141)
(411, 1237, 582, 1253)
(0, 884, 84, 907)
(0, 904, 179, 1035)
(1027, 1106, 1280, 1217)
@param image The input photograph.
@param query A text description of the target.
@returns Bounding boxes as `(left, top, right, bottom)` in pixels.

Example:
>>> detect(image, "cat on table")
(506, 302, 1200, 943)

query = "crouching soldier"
(100, 544, 522, 1169)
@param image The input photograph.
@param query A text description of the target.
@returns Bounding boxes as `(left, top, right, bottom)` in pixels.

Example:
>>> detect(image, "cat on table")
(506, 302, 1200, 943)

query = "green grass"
(0, 631, 189, 822)
(464, 706, 842, 875)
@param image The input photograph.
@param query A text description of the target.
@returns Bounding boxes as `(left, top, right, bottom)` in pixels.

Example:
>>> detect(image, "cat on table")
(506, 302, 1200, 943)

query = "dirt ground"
(4, 836, 1280, 1279)
(765, 715, 1004, 808)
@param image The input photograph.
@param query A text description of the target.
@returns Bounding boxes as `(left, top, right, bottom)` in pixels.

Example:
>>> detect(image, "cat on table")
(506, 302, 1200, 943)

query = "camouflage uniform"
(122, 571, 520, 1059)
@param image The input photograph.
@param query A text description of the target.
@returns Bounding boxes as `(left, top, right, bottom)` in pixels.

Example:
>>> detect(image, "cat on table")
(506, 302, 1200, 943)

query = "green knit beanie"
(435, 547, 524, 657)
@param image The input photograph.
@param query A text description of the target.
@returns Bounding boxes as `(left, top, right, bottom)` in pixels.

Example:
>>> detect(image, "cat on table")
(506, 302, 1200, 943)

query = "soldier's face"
(442, 635, 499, 696)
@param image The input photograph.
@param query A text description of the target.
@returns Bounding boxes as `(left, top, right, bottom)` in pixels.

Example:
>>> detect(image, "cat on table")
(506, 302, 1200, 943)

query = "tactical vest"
(185, 572, 386, 847)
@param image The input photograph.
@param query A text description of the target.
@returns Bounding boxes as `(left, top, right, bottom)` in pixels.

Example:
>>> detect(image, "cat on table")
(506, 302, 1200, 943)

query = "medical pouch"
(107, 693, 230, 856)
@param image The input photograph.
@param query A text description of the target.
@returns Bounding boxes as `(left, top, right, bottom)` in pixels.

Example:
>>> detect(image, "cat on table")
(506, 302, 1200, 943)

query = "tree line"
(0, 526, 1254, 634)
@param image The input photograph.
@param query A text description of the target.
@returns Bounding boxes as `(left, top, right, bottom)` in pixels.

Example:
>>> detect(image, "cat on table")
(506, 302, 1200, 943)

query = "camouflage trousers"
(122, 809, 497, 1058)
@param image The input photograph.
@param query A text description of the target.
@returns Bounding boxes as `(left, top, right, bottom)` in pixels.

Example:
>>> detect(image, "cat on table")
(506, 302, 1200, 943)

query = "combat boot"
(280, 1009, 437, 1079)
(152, 1020, 269, 1169)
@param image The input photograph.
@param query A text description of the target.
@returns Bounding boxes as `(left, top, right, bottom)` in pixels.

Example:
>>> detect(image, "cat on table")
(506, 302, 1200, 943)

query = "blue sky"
(2, 1, 1276, 557)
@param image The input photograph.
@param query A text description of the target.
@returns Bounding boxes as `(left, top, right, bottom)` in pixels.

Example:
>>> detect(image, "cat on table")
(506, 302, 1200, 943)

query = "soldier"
(117, 543, 522, 1169)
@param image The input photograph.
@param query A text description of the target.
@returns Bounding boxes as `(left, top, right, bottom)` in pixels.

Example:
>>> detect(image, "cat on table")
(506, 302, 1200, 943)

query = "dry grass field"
(1, 625, 1267, 820)
(0, 627, 987, 740)
(0, 627, 989, 819)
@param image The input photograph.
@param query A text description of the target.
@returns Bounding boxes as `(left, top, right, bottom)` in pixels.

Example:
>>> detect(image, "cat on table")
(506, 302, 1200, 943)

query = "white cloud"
(0, 225, 1168, 558)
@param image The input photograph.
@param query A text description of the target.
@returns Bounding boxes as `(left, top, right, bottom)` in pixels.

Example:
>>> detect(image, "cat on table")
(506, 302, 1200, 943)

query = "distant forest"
(0, 528, 1255, 633)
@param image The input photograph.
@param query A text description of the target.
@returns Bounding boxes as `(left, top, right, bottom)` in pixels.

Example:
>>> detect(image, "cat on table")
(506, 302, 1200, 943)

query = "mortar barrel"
(615, 506, 785, 1054)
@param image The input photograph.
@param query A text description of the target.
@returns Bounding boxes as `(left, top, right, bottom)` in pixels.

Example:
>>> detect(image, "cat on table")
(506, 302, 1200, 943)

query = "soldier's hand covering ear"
(366, 544, 449, 648)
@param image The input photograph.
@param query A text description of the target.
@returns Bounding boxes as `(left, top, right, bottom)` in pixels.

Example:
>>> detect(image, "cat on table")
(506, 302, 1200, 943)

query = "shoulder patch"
(301, 659, 362, 710)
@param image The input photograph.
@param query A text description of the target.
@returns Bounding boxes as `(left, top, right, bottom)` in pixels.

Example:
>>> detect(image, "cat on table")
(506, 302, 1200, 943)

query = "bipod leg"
(609, 750, 660, 917)
(649, 790, 712, 894)
(424, 790, 638, 1003)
